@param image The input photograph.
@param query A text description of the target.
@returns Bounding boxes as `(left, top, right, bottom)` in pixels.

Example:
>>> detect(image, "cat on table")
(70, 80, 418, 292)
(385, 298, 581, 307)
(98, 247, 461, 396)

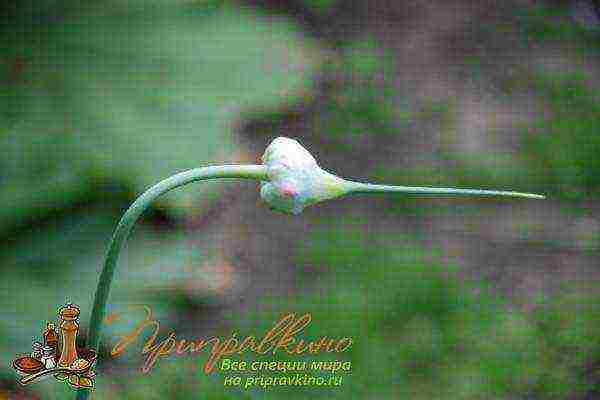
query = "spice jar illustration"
(30, 342, 43, 360)
(43, 323, 59, 356)
(57, 303, 80, 368)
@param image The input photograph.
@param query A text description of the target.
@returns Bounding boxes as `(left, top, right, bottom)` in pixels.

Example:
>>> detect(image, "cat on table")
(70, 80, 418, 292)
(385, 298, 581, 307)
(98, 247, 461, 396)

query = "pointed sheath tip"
(346, 182, 547, 200)
(500, 191, 546, 199)
(497, 191, 546, 199)
(529, 193, 546, 199)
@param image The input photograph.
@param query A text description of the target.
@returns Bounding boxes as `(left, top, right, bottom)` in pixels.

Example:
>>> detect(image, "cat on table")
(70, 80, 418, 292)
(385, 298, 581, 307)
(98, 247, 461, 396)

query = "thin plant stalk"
(76, 165, 267, 400)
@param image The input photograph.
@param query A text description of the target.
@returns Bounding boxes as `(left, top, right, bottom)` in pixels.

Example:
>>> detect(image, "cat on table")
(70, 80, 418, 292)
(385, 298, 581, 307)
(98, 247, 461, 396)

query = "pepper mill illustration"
(57, 302, 80, 368)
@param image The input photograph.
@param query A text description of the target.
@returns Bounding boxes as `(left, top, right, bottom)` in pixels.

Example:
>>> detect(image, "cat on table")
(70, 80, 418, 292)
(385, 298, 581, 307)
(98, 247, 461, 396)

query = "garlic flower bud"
(260, 137, 349, 214)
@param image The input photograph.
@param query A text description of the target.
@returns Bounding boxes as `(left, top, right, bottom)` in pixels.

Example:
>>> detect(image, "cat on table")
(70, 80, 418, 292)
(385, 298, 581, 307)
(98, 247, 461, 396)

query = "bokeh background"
(2, 0, 600, 398)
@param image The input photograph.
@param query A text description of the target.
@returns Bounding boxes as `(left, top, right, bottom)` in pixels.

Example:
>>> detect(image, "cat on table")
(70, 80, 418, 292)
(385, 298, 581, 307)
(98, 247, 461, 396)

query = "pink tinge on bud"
(280, 184, 298, 198)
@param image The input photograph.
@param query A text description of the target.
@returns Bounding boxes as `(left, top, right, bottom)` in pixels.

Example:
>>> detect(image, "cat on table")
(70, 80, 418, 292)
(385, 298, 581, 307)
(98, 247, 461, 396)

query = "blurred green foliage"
(518, 3, 600, 50)
(0, 0, 317, 228)
(290, 219, 587, 399)
(301, 0, 337, 13)
(524, 74, 600, 199)
(97, 219, 596, 400)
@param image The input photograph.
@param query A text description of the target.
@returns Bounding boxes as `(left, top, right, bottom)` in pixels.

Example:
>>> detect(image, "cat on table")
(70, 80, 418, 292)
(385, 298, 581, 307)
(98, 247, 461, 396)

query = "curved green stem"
(346, 181, 545, 199)
(76, 165, 267, 400)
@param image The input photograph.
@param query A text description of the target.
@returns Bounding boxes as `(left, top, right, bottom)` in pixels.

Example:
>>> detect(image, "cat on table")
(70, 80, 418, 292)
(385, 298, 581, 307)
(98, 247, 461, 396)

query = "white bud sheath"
(259, 136, 545, 215)
(260, 137, 348, 214)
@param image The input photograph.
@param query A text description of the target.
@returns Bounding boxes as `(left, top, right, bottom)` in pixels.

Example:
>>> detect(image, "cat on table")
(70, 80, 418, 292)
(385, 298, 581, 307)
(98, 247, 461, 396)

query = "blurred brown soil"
(183, 0, 596, 310)
(172, 0, 600, 339)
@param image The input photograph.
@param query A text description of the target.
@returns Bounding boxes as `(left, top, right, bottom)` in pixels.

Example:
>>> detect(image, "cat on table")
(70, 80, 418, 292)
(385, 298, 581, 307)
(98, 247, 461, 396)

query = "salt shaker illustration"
(57, 302, 80, 368)
(40, 346, 56, 369)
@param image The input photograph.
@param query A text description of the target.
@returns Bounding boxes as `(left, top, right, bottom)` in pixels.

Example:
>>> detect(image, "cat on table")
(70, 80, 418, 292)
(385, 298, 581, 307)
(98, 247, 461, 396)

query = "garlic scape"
(77, 135, 543, 400)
